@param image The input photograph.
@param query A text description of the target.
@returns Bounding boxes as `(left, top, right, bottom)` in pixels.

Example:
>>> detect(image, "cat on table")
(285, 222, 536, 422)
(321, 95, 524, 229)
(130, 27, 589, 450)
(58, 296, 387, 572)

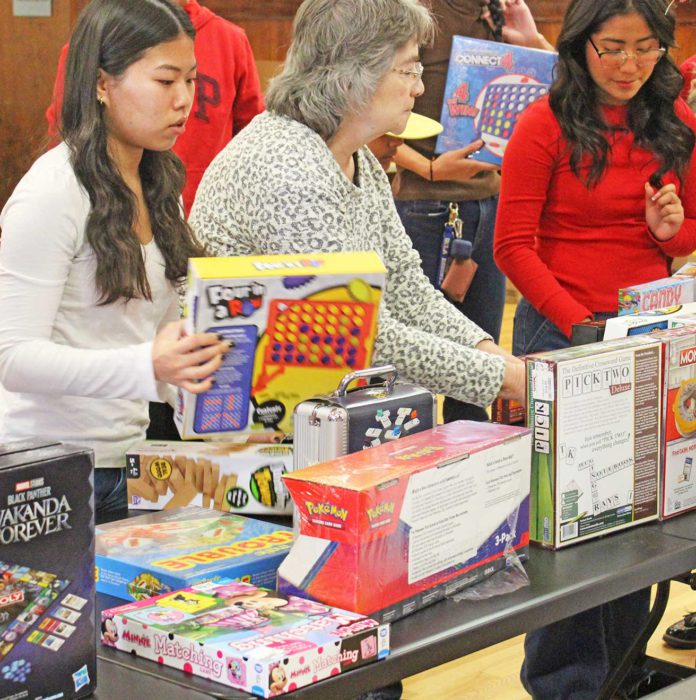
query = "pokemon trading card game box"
(0, 440, 95, 700)
(101, 579, 389, 697)
(435, 36, 557, 166)
(279, 421, 532, 622)
(95, 507, 293, 601)
(176, 251, 386, 440)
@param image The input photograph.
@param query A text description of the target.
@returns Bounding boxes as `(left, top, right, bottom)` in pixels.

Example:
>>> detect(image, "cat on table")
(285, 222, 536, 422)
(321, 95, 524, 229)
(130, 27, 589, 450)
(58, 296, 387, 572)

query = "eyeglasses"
(588, 37, 666, 68)
(392, 62, 424, 82)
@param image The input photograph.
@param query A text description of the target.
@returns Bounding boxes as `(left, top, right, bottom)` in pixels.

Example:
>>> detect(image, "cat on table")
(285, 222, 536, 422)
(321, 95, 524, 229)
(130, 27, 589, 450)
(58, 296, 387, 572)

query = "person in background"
(46, 0, 264, 216)
(494, 0, 696, 697)
(680, 53, 696, 99)
(0, 0, 228, 521)
(391, 0, 553, 425)
(367, 111, 443, 171)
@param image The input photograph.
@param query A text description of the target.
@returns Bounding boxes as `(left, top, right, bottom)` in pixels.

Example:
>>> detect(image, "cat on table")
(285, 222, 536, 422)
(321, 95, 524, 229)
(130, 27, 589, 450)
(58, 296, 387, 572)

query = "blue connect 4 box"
(95, 507, 293, 602)
(436, 36, 557, 165)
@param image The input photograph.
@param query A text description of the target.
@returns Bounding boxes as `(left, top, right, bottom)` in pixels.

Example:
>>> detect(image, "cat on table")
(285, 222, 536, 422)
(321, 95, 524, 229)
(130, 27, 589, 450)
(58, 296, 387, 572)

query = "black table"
(95, 511, 696, 699)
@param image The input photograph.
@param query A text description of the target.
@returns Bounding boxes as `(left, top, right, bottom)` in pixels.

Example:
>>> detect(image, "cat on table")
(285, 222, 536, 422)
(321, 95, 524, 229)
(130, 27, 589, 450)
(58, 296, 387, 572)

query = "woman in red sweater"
(494, 0, 696, 698)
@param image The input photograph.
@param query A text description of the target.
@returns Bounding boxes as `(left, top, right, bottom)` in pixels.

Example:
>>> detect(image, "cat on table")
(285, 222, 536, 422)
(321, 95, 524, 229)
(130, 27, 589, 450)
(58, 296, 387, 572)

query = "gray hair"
(266, 0, 434, 140)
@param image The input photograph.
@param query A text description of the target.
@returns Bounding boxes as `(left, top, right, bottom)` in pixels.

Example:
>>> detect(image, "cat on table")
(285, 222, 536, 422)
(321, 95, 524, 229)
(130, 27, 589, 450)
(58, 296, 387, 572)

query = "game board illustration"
(0, 561, 69, 661)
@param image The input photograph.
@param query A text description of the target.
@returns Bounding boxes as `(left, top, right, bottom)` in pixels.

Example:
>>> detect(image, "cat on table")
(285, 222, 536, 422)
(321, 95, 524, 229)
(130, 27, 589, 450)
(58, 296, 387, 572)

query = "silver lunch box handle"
(333, 365, 399, 398)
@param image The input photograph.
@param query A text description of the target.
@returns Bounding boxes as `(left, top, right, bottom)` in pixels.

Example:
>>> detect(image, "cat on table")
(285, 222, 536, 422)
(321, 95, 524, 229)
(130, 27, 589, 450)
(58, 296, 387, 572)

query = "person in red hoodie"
(46, 0, 264, 216)
(495, 1, 696, 698)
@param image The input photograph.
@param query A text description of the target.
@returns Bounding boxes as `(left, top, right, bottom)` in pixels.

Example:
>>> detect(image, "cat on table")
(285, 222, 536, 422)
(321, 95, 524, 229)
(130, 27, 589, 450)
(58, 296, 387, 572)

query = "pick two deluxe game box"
(526, 336, 662, 549)
(279, 421, 532, 622)
(0, 440, 95, 700)
(435, 36, 557, 165)
(176, 252, 386, 440)
(101, 579, 389, 697)
(95, 507, 293, 601)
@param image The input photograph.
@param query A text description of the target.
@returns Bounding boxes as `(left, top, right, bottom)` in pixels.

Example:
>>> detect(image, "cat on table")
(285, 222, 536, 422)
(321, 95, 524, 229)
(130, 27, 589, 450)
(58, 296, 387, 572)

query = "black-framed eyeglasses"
(588, 37, 666, 68)
(392, 62, 424, 82)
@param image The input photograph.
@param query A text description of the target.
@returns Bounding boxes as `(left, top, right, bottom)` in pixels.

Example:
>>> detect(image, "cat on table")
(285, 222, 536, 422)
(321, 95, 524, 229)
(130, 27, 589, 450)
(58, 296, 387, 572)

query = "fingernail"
(217, 333, 226, 341)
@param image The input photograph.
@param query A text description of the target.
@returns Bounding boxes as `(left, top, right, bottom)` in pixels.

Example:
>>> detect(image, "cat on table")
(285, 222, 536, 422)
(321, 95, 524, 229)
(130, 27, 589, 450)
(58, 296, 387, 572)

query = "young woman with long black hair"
(0, 0, 227, 519)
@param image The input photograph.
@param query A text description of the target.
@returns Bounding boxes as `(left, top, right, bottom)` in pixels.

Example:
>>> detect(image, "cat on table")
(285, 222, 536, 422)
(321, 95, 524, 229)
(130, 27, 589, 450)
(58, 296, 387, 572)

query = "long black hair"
(487, 0, 505, 42)
(61, 0, 206, 305)
(548, 0, 694, 188)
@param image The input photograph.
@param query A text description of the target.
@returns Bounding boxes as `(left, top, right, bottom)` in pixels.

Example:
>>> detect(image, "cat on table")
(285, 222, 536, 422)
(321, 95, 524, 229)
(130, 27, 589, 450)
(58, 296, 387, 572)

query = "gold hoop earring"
(97, 96, 105, 107)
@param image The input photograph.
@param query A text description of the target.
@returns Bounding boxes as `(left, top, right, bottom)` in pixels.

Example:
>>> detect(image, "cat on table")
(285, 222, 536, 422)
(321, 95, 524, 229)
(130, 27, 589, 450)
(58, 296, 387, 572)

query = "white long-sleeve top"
(190, 112, 506, 406)
(0, 143, 179, 468)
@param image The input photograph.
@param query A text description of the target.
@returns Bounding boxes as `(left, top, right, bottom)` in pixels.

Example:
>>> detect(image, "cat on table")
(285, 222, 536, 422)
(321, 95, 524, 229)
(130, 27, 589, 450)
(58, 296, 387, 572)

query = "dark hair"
(487, 0, 505, 42)
(549, 0, 694, 187)
(61, 0, 205, 305)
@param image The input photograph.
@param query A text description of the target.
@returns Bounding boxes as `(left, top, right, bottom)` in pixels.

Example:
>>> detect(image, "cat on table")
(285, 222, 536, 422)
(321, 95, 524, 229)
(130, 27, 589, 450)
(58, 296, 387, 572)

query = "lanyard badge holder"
(438, 203, 478, 303)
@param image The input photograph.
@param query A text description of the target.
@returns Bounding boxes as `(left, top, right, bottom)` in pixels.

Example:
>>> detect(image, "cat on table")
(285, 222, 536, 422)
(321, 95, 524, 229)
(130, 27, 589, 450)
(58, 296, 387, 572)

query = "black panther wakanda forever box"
(0, 440, 96, 699)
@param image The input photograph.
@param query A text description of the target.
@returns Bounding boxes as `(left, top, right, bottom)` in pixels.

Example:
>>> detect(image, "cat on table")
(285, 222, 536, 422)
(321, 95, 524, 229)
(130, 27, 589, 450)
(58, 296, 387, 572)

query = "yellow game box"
(176, 252, 386, 439)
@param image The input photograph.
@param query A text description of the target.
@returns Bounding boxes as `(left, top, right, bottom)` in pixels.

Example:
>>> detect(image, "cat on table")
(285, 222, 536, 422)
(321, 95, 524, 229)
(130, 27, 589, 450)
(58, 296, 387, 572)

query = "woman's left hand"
(645, 182, 684, 242)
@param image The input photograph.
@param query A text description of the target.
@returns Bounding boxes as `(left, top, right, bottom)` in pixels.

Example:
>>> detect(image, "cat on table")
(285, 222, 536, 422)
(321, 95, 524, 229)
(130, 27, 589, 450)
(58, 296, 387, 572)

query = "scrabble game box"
(618, 276, 695, 315)
(95, 507, 293, 601)
(655, 326, 696, 519)
(279, 421, 532, 622)
(176, 252, 386, 439)
(435, 36, 557, 165)
(603, 302, 696, 339)
(0, 440, 95, 700)
(126, 440, 294, 515)
(526, 336, 661, 549)
(101, 579, 389, 697)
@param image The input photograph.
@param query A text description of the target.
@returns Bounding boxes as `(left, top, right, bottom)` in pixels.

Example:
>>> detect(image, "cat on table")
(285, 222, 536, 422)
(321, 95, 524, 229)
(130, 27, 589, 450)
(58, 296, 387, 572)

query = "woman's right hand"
(152, 320, 229, 394)
(431, 139, 499, 183)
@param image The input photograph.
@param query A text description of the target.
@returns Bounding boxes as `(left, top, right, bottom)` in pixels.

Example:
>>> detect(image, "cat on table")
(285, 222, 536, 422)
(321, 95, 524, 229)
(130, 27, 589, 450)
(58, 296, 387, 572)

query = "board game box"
(95, 507, 293, 601)
(603, 302, 696, 339)
(101, 579, 389, 697)
(618, 276, 695, 315)
(279, 421, 532, 622)
(526, 336, 661, 549)
(126, 440, 294, 514)
(435, 36, 557, 165)
(0, 440, 95, 700)
(654, 326, 696, 519)
(176, 252, 386, 439)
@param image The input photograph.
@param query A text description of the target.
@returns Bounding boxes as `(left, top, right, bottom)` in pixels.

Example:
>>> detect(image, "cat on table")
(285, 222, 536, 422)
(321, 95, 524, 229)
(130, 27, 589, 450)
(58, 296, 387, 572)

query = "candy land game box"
(279, 421, 532, 622)
(101, 579, 389, 697)
(435, 36, 557, 165)
(0, 440, 95, 700)
(95, 507, 293, 601)
(176, 251, 386, 439)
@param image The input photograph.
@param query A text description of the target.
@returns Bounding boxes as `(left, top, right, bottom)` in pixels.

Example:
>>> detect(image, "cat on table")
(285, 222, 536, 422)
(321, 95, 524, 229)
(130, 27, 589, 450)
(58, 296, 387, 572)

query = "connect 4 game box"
(0, 440, 95, 700)
(176, 252, 386, 440)
(279, 421, 531, 622)
(526, 336, 661, 549)
(655, 326, 696, 519)
(95, 507, 293, 601)
(435, 36, 557, 165)
(101, 578, 388, 697)
(126, 440, 294, 515)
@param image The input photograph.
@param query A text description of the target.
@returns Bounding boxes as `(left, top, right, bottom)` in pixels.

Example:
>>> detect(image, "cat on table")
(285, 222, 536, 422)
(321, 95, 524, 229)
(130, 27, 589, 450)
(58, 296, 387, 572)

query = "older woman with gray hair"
(190, 0, 525, 427)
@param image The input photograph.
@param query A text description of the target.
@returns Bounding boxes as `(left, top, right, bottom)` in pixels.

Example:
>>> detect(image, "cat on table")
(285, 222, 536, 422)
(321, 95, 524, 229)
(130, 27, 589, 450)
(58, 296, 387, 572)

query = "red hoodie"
(681, 55, 696, 101)
(46, 0, 264, 215)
